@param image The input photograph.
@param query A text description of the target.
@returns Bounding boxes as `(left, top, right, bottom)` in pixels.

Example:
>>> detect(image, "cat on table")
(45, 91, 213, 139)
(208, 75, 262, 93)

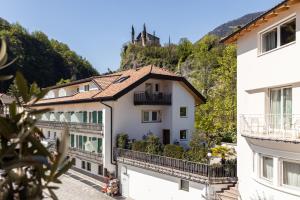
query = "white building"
(32, 65, 205, 178)
(222, 0, 300, 199)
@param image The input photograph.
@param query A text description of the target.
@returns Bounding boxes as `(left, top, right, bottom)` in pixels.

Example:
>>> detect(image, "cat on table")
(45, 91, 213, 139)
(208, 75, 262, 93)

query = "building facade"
(32, 65, 205, 179)
(223, 0, 300, 199)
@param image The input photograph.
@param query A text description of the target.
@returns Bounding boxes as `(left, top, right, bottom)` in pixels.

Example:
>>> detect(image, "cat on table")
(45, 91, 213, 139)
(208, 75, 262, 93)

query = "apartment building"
(222, 0, 300, 199)
(31, 65, 205, 178)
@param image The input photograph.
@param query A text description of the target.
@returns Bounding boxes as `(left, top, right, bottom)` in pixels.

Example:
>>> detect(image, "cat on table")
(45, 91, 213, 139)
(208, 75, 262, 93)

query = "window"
(98, 111, 103, 124)
(180, 130, 187, 140)
(48, 131, 50, 138)
(261, 17, 296, 53)
(98, 165, 103, 175)
(145, 83, 153, 95)
(142, 111, 161, 123)
(180, 107, 187, 117)
(54, 132, 56, 138)
(81, 161, 85, 169)
(84, 85, 89, 91)
(270, 87, 292, 129)
(155, 84, 159, 92)
(79, 135, 83, 149)
(113, 76, 130, 84)
(92, 111, 97, 123)
(262, 156, 273, 181)
(83, 111, 87, 123)
(87, 162, 91, 171)
(280, 18, 296, 46)
(180, 179, 189, 191)
(97, 138, 102, 153)
(76, 88, 79, 93)
(262, 28, 277, 52)
(282, 161, 300, 188)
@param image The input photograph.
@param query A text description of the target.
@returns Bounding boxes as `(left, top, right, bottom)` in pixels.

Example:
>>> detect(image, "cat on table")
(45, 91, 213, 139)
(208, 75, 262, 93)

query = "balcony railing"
(36, 120, 103, 134)
(134, 92, 172, 105)
(114, 148, 237, 183)
(68, 147, 102, 162)
(240, 114, 300, 141)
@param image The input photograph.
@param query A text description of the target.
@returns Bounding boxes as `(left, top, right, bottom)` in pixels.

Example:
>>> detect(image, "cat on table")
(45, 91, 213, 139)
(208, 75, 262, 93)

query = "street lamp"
(206, 150, 212, 200)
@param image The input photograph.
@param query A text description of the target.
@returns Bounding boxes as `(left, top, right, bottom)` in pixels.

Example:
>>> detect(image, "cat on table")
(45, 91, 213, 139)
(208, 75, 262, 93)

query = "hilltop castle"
(131, 24, 160, 47)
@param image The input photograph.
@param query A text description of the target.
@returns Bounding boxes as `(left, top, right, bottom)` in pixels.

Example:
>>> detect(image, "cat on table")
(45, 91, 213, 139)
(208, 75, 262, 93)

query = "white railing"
(240, 114, 300, 141)
(36, 120, 103, 133)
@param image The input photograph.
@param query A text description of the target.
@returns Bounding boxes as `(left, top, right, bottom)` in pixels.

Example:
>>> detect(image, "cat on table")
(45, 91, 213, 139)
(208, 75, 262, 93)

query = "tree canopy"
(0, 18, 99, 92)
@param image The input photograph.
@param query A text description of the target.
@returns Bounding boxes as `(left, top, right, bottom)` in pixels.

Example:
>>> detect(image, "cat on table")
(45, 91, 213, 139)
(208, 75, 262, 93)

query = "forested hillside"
(121, 35, 237, 143)
(0, 17, 99, 92)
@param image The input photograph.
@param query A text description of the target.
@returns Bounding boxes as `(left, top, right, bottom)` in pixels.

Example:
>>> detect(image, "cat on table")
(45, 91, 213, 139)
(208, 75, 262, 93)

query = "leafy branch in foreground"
(0, 38, 73, 200)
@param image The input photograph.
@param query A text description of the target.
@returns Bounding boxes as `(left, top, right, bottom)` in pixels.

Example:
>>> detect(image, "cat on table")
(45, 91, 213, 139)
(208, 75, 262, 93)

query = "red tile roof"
(32, 65, 205, 106)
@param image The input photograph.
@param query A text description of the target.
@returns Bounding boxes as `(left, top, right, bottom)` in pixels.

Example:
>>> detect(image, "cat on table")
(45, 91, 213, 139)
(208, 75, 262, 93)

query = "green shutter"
(83, 136, 87, 150)
(92, 111, 97, 123)
(83, 111, 87, 123)
(98, 111, 103, 124)
(79, 136, 83, 149)
(71, 134, 74, 147)
(76, 135, 79, 148)
(97, 138, 102, 153)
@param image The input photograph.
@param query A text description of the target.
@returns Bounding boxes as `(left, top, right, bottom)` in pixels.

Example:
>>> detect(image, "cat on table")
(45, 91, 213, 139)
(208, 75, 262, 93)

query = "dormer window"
(114, 76, 130, 84)
(84, 85, 89, 91)
(260, 17, 296, 54)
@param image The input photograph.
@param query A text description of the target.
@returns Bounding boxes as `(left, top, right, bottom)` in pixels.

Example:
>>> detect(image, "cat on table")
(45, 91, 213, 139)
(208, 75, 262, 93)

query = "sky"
(0, 0, 281, 73)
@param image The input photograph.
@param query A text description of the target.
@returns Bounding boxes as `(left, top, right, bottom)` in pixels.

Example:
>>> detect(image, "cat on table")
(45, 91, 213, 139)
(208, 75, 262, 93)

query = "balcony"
(134, 92, 172, 105)
(240, 114, 300, 142)
(68, 147, 102, 163)
(36, 120, 103, 135)
(114, 148, 237, 184)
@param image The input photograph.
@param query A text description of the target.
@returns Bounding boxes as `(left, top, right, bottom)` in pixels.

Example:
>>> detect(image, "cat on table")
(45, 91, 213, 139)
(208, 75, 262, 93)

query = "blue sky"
(0, 0, 280, 73)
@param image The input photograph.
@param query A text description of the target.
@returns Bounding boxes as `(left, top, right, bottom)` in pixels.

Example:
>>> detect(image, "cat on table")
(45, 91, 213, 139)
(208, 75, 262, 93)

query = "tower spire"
(131, 25, 135, 44)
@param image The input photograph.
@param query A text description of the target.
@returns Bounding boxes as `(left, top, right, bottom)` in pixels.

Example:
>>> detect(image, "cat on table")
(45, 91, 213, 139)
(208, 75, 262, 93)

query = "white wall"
(118, 163, 206, 200)
(237, 4, 300, 200)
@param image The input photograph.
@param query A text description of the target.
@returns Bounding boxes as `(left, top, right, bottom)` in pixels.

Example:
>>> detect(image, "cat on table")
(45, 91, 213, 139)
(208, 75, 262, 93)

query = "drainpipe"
(99, 101, 118, 177)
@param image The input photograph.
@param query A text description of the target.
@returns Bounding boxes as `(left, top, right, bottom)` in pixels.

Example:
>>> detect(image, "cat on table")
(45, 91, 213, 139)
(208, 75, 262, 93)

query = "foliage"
(163, 144, 184, 159)
(116, 133, 128, 149)
(184, 132, 208, 162)
(56, 78, 71, 86)
(131, 140, 147, 152)
(0, 38, 72, 199)
(145, 134, 162, 155)
(211, 145, 236, 161)
(0, 18, 98, 92)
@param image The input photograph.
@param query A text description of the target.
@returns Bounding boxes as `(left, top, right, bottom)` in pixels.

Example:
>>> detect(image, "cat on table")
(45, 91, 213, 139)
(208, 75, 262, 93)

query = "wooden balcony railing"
(36, 120, 103, 134)
(114, 148, 237, 182)
(134, 92, 172, 105)
(68, 147, 102, 162)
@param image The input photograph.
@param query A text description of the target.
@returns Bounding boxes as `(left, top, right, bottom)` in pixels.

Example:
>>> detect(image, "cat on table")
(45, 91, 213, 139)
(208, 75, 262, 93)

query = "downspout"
(99, 101, 118, 177)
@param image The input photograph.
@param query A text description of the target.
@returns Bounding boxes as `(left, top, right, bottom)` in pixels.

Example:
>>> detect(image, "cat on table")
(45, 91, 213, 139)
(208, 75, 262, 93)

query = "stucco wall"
(237, 4, 300, 200)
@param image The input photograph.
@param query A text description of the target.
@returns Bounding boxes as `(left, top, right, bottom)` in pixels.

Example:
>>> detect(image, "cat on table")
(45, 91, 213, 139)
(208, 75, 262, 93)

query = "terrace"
(114, 148, 237, 184)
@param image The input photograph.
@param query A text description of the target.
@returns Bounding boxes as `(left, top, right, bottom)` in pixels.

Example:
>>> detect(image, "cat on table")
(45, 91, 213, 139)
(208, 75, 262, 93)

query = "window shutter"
(83, 111, 87, 123)
(83, 136, 87, 150)
(97, 138, 102, 153)
(98, 111, 103, 124)
(92, 111, 97, 123)
(79, 136, 83, 149)
(70, 134, 74, 147)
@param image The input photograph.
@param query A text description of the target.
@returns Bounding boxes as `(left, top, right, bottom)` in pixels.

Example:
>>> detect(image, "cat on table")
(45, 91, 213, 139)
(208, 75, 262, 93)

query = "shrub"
(132, 140, 147, 152)
(117, 133, 128, 149)
(145, 134, 162, 154)
(163, 144, 184, 159)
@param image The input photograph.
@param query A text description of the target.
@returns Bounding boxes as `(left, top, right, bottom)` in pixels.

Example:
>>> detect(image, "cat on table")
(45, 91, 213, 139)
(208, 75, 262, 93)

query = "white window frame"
(258, 14, 296, 55)
(180, 106, 188, 118)
(260, 154, 274, 182)
(142, 110, 161, 123)
(179, 130, 188, 141)
(280, 158, 300, 190)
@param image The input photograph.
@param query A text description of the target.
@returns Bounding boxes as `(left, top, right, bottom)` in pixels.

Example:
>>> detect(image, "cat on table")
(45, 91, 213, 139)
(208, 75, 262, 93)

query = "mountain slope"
(209, 12, 264, 38)
(0, 17, 99, 92)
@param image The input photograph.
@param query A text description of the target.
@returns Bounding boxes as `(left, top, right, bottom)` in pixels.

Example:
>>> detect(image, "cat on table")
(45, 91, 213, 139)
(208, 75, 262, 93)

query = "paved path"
(44, 170, 126, 200)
